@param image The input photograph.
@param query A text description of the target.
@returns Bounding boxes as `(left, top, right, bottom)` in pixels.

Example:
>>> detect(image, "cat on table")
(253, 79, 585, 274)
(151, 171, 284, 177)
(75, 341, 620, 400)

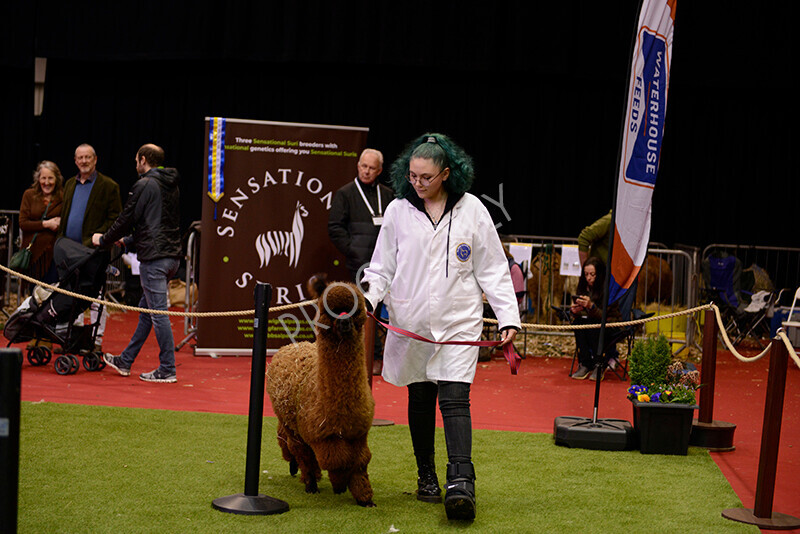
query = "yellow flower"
(637, 394, 650, 402)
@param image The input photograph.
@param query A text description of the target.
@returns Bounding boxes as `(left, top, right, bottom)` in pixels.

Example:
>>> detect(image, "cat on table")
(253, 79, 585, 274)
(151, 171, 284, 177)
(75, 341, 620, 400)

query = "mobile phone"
(571, 295, 581, 303)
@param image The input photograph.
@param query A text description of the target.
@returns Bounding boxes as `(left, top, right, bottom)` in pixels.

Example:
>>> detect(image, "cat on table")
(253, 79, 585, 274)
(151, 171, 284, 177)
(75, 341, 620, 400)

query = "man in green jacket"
(58, 143, 122, 350)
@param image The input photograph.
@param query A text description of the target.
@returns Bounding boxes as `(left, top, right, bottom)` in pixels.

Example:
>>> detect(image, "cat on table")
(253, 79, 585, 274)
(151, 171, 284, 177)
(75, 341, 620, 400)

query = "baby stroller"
(4, 237, 113, 374)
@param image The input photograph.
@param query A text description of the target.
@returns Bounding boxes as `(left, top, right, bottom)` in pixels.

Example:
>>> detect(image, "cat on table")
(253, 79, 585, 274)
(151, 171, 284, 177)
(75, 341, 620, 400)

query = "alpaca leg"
(276, 422, 295, 468)
(328, 468, 351, 494)
(347, 439, 375, 506)
(312, 438, 351, 494)
(276, 422, 302, 476)
(348, 465, 375, 507)
(280, 425, 322, 493)
(291, 442, 322, 493)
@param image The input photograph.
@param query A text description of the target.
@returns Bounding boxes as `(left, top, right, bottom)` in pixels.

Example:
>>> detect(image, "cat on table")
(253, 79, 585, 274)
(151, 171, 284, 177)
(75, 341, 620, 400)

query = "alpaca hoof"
(305, 486, 320, 494)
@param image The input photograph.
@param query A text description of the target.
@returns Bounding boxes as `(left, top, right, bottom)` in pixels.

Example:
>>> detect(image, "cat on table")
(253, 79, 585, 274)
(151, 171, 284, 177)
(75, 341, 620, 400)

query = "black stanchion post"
(722, 336, 800, 529)
(0, 348, 22, 533)
(690, 307, 736, 450)
(212, 282, 289, 515)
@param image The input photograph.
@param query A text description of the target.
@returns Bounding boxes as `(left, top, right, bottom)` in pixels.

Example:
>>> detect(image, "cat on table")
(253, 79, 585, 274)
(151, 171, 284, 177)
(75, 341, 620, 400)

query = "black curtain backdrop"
(3, 1, 795, 250)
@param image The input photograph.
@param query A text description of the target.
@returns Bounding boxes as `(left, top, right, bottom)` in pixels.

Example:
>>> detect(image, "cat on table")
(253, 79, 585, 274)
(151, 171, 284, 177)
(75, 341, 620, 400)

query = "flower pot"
(631, 399, 698, 455)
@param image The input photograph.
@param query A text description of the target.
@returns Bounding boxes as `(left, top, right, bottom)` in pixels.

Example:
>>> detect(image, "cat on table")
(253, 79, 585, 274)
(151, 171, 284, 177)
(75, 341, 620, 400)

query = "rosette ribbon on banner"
(207, 116, 226, 219)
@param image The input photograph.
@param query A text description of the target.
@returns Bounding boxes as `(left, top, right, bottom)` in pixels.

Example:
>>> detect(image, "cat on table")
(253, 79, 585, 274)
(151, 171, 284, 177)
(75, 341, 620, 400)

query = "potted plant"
(626, 334, 700, 455)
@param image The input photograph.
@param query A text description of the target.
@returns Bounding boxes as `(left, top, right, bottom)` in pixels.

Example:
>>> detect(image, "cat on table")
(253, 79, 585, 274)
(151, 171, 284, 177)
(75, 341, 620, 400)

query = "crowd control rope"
(0, 263, 309, 317)
(777, 328, 800, 369)
(709, 303, 772, 363)
(2, 262, 709, 327)
(2, 261, 800, 369)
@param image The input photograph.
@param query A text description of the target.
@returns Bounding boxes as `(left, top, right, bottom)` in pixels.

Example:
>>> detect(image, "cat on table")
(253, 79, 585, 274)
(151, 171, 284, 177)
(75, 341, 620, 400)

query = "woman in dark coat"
(569, 256, 621, 380)
(19, 160, 64, 286)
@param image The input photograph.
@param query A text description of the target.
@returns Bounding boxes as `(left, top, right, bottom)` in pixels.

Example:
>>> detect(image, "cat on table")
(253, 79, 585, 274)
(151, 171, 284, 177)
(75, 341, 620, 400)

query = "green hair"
(389, 133, 475, 198)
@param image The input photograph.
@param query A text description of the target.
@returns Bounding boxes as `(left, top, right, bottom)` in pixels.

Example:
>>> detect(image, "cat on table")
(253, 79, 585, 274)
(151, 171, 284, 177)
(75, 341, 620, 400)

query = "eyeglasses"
(406, 167, 447, 187)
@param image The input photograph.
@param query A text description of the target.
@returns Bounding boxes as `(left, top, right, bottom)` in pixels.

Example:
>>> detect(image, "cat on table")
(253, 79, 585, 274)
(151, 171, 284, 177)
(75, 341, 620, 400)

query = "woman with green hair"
(361, 132, 520, 521)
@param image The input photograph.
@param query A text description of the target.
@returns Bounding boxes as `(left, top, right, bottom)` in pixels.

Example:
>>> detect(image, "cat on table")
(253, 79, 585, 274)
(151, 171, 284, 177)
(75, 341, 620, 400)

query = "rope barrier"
(0, 262, 312, 317)
(777, 329, 800, 369)
(710, 303, 772, 363)
(485, 303, 714, 331)
(2, 261, 800, 369)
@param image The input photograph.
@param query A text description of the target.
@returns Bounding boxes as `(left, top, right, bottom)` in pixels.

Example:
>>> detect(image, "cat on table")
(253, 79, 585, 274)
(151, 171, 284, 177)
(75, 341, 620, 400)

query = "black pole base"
(554, 416, 636, 451)
(722, 508, 800, 530)
(689, 420, 736, 451)
(212, 493, 290, 516)
(372, 418, 394, 427)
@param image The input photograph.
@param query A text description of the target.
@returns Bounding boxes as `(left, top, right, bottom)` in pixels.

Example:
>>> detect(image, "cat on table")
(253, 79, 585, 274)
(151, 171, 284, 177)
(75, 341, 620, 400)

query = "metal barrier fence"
(701, 244, 800, 298)
(176, 224, 200, 351)
(1, 210, 21, 316)
(700, 243, 800, 348)
(502, 234, 697, 353)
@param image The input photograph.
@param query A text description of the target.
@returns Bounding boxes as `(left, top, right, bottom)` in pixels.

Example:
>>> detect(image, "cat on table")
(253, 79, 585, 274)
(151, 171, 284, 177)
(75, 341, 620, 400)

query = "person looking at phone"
(569, 257, 620, 380)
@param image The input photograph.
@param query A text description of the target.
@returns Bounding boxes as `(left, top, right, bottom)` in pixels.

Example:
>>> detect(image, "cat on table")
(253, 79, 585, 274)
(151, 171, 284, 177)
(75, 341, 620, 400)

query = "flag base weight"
(212, 493, 290, 515)
(553, 416, 636, 451)
(689, 420, 736, 451)
(722, 508, 800, 530)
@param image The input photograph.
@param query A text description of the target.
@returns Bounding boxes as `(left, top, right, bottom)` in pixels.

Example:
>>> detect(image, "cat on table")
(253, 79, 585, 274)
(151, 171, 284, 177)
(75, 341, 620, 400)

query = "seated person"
(569, 257, 620, 380)
(504, 246, 526, 313)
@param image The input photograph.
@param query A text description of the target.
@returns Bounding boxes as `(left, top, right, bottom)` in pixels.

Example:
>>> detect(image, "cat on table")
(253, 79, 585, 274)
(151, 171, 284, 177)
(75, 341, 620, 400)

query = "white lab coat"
(362, 192, 521, 386)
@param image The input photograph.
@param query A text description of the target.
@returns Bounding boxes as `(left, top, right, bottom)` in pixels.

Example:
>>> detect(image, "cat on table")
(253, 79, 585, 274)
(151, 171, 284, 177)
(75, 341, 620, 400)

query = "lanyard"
(354, 178, 382, 217)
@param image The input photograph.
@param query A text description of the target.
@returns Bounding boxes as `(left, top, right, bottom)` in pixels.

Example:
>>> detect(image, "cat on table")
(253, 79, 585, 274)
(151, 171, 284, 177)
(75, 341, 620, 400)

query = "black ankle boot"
(444, 461, 476, 520)
(415, 455, 442, 503)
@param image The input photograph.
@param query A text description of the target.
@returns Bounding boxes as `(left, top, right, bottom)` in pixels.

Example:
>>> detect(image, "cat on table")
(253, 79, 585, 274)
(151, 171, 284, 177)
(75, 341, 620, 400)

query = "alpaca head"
(316, 282, 367, 340)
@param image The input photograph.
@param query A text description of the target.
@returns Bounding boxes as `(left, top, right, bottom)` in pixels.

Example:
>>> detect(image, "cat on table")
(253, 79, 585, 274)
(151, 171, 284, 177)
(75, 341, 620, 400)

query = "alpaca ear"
(307, 272, 328, 298)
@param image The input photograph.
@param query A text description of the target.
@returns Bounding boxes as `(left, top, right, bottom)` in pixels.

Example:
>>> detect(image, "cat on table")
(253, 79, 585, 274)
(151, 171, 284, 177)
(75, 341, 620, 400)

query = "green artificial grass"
(17, 402, 757, 533)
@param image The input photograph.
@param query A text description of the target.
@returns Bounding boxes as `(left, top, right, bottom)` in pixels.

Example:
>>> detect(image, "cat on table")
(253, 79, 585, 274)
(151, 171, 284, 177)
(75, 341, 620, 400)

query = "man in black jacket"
(328, 148, 393, 374)
(328, 148, 394, 281)
(93, 143, 182, 383)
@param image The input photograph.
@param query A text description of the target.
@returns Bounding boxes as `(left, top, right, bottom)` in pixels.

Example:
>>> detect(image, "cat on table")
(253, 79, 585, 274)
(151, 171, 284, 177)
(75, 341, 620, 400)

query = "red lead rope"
(367, 312, 521, 375)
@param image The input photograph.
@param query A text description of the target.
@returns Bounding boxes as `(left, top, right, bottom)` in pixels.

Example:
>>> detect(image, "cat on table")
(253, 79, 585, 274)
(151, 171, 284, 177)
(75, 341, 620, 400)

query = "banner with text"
(610, 0, 676, 303)
(197, 118, 368, 354)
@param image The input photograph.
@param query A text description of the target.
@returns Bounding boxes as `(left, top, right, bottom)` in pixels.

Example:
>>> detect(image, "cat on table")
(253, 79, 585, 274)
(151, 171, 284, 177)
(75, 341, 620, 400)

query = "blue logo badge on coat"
(455, 243, 471, 262)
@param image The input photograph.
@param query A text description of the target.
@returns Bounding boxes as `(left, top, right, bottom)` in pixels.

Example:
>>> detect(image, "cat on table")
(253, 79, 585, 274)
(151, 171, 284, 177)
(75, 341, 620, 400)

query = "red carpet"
(14, 309, 800, 529)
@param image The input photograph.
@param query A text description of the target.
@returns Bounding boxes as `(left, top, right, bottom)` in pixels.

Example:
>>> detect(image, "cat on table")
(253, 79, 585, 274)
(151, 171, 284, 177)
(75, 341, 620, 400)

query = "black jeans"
(407, 381, 472, 464)
(574, 316, 619, 368)
(573, 316, 600, 368)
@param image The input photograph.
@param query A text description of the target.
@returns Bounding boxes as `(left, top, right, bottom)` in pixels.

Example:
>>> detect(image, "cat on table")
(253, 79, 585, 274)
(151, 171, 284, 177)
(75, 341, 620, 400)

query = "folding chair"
(566, 281, 650, 381)
(731, 290, 774, 347)
(701, 253, 773, 347)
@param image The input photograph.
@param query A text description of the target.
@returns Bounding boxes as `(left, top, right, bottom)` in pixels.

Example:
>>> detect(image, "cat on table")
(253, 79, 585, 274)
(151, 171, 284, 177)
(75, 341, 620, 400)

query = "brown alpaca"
(266, 281, 376, 506)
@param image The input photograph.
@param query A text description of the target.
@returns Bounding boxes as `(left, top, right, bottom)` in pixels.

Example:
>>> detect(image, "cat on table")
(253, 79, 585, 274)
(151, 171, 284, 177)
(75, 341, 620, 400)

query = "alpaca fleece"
(266, 282, 376, 506)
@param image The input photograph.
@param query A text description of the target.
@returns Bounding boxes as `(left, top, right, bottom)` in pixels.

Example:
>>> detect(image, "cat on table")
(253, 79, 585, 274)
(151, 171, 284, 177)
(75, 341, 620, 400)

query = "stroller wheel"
(27, 347, 44, 366)
(54, 355, 73, 375)
(83, 352, 102, 372)
(67, 354, 79, 374)
(40, 347, 52, 365)
(94, 351, 107, 370)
